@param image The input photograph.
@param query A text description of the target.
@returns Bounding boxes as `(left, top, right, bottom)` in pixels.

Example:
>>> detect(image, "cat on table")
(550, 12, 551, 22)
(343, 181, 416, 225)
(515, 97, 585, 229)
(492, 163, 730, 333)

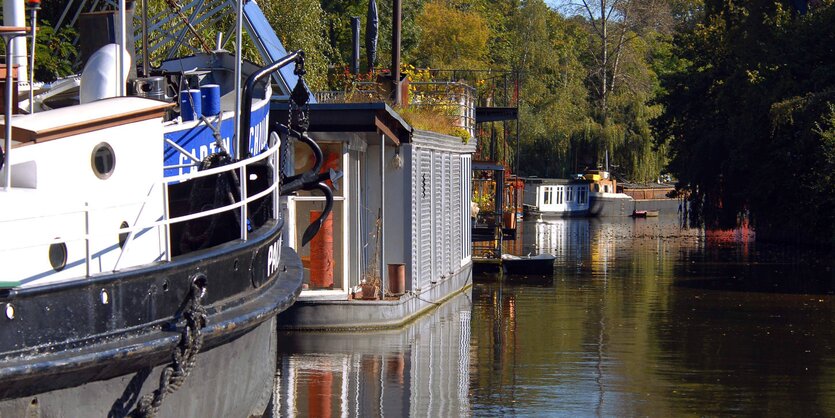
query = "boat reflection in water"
(530, 219, 590, 258)
(272, 291, 473, 416)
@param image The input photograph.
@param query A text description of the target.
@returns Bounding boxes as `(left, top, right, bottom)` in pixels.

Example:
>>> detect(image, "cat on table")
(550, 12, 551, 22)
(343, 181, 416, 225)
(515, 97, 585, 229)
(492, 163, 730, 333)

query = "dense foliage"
(655, 0, 835, 243)
(28, 0, 833, 242)
(310, 0, 677, 181)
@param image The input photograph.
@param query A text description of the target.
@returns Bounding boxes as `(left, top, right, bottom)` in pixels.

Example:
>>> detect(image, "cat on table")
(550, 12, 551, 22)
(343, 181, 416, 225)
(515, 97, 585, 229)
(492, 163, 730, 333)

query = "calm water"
(274, 216, 835, 416)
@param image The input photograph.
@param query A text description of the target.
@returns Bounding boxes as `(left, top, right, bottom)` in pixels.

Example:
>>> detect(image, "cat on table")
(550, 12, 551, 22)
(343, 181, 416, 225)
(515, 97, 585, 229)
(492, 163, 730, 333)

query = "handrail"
(239, 49, 303, 159)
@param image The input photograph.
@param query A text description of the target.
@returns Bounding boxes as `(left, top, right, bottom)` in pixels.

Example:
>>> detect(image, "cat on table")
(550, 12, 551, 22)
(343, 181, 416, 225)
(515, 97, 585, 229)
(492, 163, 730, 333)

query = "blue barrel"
(200, 84, 221, 117)
(180, 89, 201, 121)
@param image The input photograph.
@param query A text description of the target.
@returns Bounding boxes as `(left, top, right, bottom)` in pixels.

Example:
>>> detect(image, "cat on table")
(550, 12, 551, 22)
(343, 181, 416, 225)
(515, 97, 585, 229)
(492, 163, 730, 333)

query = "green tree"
(656, 0, 835, 243)
(260, 0, 333, 91)
(414, 1, 489, 69)
(513, 0, 589, 176)
(32, 23, 77, 82)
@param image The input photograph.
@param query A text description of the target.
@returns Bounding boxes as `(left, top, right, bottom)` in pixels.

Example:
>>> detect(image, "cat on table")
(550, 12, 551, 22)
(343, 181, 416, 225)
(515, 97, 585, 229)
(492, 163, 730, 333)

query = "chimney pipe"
(350, 17, 360, 75)
(391, 0, 401, 106)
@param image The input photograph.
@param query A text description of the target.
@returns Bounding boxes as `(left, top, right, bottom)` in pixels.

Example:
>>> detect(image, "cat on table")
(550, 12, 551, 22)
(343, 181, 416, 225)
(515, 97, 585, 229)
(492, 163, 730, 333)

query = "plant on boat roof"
(396, 105, 471, 142)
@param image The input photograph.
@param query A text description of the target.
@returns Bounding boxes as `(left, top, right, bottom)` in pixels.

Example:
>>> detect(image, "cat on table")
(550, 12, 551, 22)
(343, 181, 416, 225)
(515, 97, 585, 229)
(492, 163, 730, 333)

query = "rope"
(131, 279, 208, 418)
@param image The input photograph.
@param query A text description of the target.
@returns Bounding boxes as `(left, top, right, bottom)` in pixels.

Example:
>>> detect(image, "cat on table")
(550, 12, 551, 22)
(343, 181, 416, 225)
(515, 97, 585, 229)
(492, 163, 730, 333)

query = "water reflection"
(273, 292, 472, 417)
(276, 216, 835, 416)
(474, 216, 835, 416)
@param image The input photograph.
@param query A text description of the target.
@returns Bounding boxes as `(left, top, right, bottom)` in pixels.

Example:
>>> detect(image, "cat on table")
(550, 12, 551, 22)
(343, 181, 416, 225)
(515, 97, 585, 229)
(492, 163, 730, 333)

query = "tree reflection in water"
(275, 216, 835, 416)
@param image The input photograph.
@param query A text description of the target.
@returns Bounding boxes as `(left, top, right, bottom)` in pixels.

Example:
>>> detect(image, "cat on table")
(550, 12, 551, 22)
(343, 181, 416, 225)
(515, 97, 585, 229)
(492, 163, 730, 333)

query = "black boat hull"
(0, 317, 278, 417)
(0, 221, 304, 417)
(502, 258, 555, 276)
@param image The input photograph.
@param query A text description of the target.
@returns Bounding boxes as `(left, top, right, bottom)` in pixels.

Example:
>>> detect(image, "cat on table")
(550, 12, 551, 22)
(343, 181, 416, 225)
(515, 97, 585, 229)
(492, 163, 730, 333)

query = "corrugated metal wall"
(461, 155, 471, 260)
(433, 152, 444, 282)
(411, 147, 471, 291)
(451, 156, 461, 272)
(418, 149, 434, 290)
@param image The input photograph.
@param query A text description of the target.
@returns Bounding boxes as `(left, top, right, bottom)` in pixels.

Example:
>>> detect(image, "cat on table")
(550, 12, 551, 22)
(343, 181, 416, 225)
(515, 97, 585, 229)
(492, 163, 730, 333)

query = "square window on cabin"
(557, 187, 564, 204)
(567, 187, 574, 202)
(579, 187, 587, 204)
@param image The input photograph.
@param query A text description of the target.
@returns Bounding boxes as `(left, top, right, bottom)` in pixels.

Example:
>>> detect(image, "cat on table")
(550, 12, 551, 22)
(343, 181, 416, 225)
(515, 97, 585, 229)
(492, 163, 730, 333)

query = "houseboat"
(274, 104, 475, 330)
(0, 0, 311, 416)
(584, 170, 679, 217)
(523, 177, 591, 218)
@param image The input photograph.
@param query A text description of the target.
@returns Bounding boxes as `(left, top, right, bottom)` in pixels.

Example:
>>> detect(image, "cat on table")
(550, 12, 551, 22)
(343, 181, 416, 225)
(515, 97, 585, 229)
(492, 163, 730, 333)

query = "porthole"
(91, 142, 116, 179)
(118, 221, 129, 249)
(48, 242, 67, 272)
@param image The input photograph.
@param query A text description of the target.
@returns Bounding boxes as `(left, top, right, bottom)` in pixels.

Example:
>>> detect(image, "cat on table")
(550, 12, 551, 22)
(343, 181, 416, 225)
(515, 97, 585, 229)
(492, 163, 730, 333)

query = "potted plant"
(360, 213, 382, 300)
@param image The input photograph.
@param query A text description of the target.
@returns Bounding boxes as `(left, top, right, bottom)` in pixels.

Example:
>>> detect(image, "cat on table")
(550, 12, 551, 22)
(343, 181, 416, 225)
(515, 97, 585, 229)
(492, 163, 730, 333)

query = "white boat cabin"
(524, 178, 591, 217)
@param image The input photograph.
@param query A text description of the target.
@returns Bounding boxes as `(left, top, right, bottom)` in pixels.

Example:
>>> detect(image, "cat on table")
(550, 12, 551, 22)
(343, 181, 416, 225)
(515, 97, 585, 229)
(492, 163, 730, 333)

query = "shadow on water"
(673, 240, 835, 295)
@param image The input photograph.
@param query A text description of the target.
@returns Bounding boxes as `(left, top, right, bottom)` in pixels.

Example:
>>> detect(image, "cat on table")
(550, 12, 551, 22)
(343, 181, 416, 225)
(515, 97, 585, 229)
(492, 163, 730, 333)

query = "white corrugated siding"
(433, 151, 444, 282)
(461, 155, 471, 259)
(451, 156, 461, 269)
(419, 149, 433, 290)
(411, 144, 472, 290)
(410, 147, 419, 291)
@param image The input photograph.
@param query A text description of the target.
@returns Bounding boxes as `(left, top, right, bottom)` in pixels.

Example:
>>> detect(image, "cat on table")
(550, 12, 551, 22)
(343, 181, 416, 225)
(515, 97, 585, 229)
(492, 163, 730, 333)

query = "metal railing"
(409, 81, 476, 140)
(0, 139, 281, 276)
(422, 69, 520, 109)
(313, 78, 477, 140)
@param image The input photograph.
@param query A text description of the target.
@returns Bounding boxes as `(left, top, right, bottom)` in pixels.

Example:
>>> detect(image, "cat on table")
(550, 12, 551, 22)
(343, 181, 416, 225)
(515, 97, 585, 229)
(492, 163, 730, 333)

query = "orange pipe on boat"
(309, 210, 334, 289)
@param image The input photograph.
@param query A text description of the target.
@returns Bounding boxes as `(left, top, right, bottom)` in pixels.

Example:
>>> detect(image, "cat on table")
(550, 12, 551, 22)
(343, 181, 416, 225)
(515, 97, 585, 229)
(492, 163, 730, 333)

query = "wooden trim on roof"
(7, 102, 173, 146)
(374, 114, 401, 146)
(0, 27, 29, 33)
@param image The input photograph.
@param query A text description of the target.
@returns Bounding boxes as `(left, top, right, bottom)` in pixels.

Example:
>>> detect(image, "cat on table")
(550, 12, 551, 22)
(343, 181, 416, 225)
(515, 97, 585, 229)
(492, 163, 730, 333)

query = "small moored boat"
(501, 253, 556, 276)
(631, 210, 660, 218)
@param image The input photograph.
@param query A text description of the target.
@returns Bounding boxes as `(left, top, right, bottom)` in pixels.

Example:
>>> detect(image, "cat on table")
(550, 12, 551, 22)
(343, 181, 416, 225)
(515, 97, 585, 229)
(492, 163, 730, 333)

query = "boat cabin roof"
(473, 161, 505, 171)
(524, 177, 590, 186)
(272, 102, 412, 145)
(1, 97, 172, 146)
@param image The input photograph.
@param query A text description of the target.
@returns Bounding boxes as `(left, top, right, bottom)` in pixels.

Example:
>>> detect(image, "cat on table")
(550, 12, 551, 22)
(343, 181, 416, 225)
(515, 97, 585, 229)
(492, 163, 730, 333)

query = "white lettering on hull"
(266, 239, 281, 277)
